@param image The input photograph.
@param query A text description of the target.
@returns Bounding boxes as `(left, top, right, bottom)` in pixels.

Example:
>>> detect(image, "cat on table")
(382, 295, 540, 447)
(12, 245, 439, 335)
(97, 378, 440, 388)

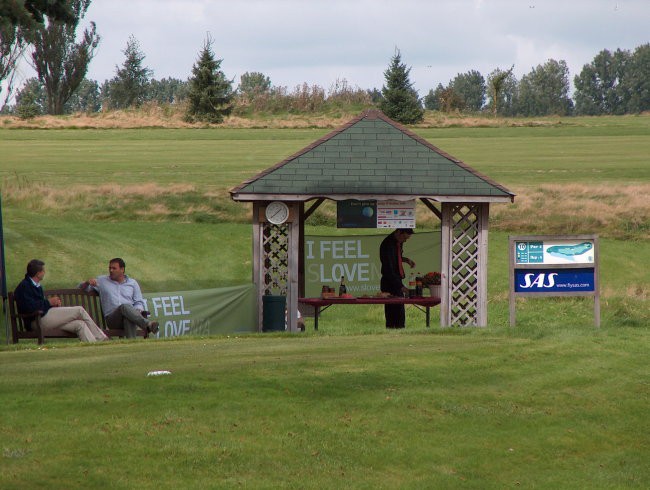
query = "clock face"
(265, 201, 289, 224)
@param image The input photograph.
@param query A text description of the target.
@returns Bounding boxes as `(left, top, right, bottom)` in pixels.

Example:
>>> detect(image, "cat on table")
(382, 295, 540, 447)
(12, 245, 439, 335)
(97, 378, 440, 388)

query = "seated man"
(81, 257, 159, 339)
(14, 259, 109, 342)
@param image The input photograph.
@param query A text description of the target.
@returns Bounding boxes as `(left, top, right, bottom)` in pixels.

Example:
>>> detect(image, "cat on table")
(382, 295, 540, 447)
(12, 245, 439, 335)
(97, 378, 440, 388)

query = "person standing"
(379, 229, 415, 328)
(14, 259, 109, 342)
(81, 258, 159, 338)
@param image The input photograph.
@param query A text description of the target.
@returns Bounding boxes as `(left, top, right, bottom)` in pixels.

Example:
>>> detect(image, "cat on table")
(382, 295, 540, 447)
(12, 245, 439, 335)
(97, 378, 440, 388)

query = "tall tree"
(379, 49, 424, 124)
(619, 43, 650, 114)
(64, 77, 100, 113)
(106, 35, 152, 109)
(438, 85, 464, 113)
(0, 1, 73, 30)
(238, 71, 271, 99)
(148, 77, 188, 104)
(423, 83, 444, 111)
(366, 87, 382, 104)
(185, 35, 234, 123)
(1, 0, 74, 109)
(29, 0, 99, 115)
(574, 48, 629, 115)
(486, 66, 515, 117)
(14, 77, 46, 119)
(0, 16, 26, 109)
(517, 59, 573, 116)
(451, 70, 486, 112)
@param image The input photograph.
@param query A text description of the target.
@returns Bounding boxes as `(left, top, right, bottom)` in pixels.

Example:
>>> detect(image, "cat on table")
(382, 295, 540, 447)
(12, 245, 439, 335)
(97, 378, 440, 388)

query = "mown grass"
(1, 329, 648, 489)
(1, 116, 649, 238)
(0, 114, 648, 488)
(3, 116, 649, 189)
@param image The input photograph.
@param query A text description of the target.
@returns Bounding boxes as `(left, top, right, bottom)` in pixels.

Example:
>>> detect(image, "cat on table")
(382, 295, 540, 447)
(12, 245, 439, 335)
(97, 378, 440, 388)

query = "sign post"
(509, 234, 600, 327)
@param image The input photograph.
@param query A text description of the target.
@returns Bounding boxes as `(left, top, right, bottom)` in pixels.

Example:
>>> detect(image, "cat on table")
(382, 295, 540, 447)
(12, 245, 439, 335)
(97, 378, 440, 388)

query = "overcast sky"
(13, 0, 650, 95)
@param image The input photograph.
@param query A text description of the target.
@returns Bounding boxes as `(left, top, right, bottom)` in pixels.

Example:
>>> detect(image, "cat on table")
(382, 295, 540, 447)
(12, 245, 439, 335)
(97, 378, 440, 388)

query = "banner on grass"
(142, 284, 257, 338)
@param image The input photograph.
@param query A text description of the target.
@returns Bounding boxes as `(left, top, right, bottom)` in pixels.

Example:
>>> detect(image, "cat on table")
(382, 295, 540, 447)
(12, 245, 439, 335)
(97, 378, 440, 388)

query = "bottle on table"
(338, 276, 347, 296)
(408, 273, 416, 298)
(415, 273, 423, 297)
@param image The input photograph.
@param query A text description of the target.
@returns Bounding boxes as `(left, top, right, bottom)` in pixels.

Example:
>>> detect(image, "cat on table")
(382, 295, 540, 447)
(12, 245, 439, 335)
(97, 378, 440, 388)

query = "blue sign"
(337, 200, 377, 228)
(515, 268, 595, 293)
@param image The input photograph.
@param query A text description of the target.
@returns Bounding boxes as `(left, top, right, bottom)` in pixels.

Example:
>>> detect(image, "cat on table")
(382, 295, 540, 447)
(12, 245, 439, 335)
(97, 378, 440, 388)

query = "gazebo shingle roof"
(231, 110, 514, 202)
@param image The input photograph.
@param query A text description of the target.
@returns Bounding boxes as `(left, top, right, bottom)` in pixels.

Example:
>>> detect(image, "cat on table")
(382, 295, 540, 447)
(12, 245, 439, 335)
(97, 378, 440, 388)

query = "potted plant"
(422, 272, 441, 297)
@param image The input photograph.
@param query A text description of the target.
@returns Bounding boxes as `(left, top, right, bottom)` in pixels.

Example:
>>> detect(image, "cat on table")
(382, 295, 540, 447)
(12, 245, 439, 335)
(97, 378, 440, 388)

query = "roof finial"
(362, 109, 382, 119)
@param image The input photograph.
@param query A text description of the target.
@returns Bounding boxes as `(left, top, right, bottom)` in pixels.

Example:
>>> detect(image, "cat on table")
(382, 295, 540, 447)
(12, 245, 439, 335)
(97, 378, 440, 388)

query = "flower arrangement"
(421, 271, 441, 286)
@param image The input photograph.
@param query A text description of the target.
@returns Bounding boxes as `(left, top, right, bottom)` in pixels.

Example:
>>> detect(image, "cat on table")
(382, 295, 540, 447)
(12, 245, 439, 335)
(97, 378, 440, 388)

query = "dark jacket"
(379, 233, 405, 295)
(14, 275, 51, 329)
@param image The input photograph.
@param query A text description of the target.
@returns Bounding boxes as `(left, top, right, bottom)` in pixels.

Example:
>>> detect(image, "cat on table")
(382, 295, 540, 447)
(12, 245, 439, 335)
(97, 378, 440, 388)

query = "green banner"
(304, 231, 441, 297)
(143, 284, 257, 338)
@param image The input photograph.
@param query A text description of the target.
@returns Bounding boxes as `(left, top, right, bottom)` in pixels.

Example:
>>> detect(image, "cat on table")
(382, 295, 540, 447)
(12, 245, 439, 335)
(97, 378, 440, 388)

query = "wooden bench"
(8, 288, 148, 344)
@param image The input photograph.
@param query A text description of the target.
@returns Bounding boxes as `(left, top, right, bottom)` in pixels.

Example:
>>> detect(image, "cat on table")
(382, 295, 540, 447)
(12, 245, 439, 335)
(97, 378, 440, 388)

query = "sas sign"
(515, 268, 595, 293)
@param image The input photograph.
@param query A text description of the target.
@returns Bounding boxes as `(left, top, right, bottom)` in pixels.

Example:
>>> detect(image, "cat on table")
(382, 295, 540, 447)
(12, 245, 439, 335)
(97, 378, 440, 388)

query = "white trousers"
(39, 306, 109, 342)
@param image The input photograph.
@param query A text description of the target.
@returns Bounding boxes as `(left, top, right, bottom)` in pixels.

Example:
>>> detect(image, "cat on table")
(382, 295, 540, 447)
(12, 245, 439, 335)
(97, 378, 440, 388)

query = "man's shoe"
(147, 321, 159, 334)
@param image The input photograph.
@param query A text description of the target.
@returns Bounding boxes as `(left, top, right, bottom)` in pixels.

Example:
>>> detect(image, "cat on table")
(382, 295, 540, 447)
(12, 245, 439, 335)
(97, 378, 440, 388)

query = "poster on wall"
(377, 200, 416, 228)
(304, 231, 441, 297)
(336, 200, 377, 228)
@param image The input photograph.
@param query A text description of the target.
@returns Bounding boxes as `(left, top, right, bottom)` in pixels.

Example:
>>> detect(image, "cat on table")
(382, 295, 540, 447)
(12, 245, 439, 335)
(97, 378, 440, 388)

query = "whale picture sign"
(509, 235, 600, 327)
(515, 239, 595, 265)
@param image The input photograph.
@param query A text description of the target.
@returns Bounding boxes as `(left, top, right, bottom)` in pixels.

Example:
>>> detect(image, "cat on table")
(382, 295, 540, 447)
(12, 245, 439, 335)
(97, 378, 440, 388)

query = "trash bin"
(262, 295, 286, 332)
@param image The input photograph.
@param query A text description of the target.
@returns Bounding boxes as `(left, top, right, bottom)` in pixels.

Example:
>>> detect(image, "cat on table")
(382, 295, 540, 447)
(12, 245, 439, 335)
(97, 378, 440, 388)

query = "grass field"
(0, 114, 648, 488)
(1, 329, 647, 489)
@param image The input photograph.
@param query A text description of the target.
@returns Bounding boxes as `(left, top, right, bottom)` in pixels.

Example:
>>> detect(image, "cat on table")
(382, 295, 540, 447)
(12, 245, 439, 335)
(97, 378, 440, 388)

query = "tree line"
(425, 43, 650, 118)
(1, 1, 649, 124)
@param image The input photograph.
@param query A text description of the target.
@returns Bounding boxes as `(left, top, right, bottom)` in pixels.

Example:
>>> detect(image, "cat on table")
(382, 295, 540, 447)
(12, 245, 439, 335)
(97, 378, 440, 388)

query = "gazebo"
(230, 110, 514, 331)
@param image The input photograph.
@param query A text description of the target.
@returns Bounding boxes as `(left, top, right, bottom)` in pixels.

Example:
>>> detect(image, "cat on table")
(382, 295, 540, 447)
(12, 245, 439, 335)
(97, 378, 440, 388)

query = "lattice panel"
(450, 204, 480, 326)
(262, 223, 289, 295)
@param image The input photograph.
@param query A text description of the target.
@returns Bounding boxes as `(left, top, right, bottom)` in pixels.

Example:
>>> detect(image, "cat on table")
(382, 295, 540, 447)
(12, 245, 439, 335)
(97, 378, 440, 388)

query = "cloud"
(7, 0, 649, 97)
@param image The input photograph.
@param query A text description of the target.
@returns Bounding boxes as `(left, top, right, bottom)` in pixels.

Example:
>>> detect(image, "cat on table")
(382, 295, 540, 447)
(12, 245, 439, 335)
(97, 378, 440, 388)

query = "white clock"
(265, 201, 290, 224)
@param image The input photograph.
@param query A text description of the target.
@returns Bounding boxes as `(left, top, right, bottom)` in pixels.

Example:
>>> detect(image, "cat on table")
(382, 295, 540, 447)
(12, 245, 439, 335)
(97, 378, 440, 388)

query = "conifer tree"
(107, 35, 152, 109)
(379, 49, 423, 124)
(185, 35, 233, 123)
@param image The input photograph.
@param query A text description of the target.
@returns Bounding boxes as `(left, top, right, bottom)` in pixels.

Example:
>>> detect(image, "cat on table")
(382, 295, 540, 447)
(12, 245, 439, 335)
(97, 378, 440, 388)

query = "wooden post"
(477, 203, 489, 327)
(287, 203, 301, 332)
(252, 202, 262, 332)
(440, 203, 452, 327)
